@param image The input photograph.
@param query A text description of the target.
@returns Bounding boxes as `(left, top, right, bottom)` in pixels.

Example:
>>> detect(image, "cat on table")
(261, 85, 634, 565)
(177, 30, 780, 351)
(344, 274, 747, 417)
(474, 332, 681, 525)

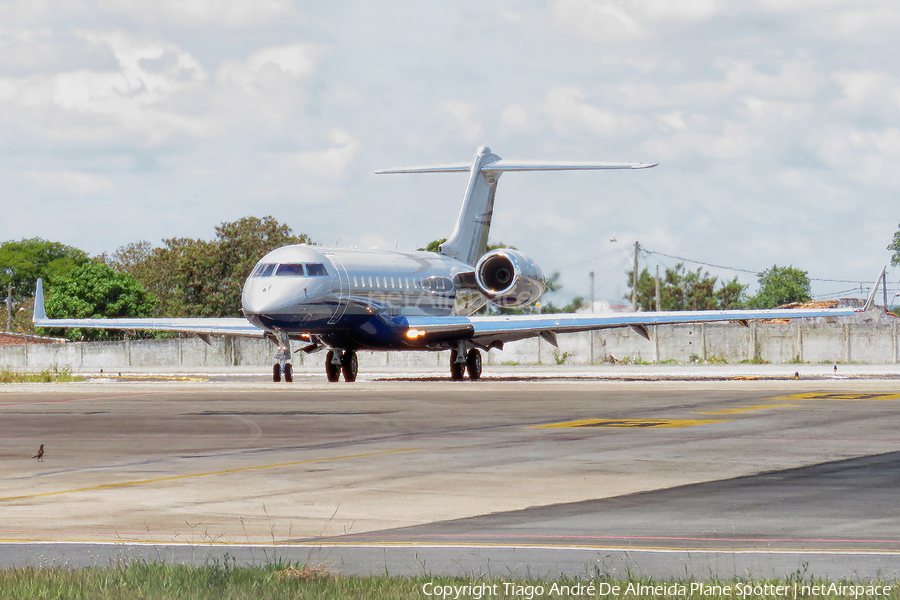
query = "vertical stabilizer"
(439, 146, 501, 265)
(33, 278, 47, 323)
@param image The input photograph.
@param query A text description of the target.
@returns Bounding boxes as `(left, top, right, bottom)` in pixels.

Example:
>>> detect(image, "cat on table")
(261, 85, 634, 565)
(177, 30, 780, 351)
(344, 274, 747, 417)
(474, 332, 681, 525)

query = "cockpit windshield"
(306, 263, 328, 276)
(252, 263, 276, 277)
(252, 262, 329, 278)
(276, 263, 305, 277)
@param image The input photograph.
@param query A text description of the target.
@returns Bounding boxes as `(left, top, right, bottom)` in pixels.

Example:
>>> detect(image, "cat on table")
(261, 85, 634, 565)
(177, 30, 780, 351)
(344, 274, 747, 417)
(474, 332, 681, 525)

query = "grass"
(0, 365, 82, 383)
(0, 565, 898, 600)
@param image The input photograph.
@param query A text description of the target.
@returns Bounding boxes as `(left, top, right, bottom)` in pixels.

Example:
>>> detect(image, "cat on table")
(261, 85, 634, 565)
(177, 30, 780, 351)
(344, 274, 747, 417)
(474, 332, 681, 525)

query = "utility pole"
(655, 265, 661, 312)
(631, 241, 640, 311)
(5, 282, 11, 332)
(883, 269, 888, 309)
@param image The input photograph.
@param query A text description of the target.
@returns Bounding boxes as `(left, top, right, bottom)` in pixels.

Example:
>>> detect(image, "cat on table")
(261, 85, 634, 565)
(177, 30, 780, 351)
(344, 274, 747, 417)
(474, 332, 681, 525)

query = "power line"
(642, 247, 882, 285)
(643, 249, 757, 274)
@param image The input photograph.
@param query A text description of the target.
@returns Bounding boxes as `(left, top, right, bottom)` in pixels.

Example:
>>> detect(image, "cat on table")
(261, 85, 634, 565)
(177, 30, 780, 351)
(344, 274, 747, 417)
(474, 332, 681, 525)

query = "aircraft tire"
(325, 350, 341, 382)
(466, 349, 482, 380)
(341, 351, 358, 382)
(449, 349, 465, 381)
(273, 363, 281, 382)
(284, 363, 293, 383)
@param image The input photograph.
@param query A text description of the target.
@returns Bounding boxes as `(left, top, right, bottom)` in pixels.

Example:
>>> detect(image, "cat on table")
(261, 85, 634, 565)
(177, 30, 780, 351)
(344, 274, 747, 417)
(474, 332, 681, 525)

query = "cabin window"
(253, 263, 277, 277)
(420, 276, 454, 292)
(276, 263, 305, 277)
(306, 263, 329, 276)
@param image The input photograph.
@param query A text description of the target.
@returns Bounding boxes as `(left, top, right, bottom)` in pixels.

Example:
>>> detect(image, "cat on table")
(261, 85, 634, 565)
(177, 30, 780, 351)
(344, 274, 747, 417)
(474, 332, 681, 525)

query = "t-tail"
(376, 145, 658, 266)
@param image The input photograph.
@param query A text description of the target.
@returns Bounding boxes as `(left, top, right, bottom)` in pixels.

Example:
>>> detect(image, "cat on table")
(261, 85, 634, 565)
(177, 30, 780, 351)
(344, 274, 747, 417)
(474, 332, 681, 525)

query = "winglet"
(33, 278, 48, 323)
(863, 266, 886, 312)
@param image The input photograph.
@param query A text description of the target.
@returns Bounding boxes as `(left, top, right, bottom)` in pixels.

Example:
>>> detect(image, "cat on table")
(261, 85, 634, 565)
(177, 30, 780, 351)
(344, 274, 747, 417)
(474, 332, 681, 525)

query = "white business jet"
(33, 146, 857, 382)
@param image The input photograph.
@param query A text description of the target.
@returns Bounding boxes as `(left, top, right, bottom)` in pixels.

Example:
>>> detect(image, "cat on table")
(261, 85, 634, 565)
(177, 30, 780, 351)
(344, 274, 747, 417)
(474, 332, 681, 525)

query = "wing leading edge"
(32, 279, 265, 338)
(402, 306, 860, 347)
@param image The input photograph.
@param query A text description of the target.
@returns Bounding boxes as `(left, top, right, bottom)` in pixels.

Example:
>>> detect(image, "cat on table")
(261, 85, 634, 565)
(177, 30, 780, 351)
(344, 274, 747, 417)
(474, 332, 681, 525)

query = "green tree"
(747, 265, 811, 308)
(626, 263, 747, 311)
(888, 224, 900, 266)
(418, 238, 447, 252)
(0, 238, 89, 305)
(42, 262, 156, 341)
(104, 216, 312, 318)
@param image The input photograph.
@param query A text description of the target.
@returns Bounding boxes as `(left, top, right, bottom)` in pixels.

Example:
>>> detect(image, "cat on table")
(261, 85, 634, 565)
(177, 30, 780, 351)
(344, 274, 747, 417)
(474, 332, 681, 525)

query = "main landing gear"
(450, 346, 482, 381)
(325, 349, 358, 382)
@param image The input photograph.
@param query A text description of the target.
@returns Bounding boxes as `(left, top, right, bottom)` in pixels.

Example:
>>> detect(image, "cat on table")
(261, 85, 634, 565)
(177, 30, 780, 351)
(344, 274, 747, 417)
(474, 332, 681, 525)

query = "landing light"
(406, 329, 425, 339)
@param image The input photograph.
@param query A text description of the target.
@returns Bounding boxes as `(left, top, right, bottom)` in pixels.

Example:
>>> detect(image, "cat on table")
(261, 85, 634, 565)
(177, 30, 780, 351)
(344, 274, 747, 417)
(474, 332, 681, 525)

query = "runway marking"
(0, 448, 417, 504)
(697, 404, 798, 415)
(771, 392, 900, 401)
(532, 418, 727, 429)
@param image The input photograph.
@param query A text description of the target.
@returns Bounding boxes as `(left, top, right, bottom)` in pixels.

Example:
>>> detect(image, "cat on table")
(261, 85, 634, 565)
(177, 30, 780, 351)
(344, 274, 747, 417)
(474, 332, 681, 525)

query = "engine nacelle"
(474, 249, 545, 308)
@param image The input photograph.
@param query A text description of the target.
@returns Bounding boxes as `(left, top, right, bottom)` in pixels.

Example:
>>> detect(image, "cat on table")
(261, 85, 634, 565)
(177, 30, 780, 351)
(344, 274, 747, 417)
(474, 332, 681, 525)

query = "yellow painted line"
(0, 448, 417, 503)
(697, 404, 799, 415)
(771, 392, 900, 401)
(532, 418, 728, 429)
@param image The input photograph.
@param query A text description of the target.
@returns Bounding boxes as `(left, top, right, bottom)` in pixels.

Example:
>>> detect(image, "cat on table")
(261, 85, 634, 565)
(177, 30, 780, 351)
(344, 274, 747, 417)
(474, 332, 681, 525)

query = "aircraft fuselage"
(241, 244, 486, 351)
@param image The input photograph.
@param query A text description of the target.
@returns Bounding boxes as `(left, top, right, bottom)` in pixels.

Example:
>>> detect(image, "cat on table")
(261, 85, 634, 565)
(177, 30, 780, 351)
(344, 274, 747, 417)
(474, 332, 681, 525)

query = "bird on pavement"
(32, 444, 44, 462)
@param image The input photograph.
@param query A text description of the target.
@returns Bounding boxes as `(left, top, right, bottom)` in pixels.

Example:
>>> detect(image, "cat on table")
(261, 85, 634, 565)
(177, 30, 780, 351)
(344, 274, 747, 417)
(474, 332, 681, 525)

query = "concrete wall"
(3, 317, 899, 369)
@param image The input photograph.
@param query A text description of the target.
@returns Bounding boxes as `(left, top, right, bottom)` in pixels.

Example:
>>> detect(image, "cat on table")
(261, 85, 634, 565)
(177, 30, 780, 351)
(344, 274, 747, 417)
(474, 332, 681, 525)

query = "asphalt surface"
(2, 366, 900, 579)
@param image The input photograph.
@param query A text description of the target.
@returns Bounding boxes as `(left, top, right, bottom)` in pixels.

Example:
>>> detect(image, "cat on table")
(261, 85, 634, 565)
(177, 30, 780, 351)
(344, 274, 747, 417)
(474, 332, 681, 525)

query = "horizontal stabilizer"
(376, 160, 657, 175)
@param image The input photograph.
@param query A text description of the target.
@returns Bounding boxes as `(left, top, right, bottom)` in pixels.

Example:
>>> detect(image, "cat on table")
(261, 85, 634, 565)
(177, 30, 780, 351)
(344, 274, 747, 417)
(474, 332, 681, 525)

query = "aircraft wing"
(401, 306, 859, 348)
(32, 279, 266, 338)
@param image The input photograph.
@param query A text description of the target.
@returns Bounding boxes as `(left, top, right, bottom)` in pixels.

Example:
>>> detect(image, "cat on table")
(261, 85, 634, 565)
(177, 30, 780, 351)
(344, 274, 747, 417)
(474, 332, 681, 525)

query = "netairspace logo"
(420, 581, 894, 599)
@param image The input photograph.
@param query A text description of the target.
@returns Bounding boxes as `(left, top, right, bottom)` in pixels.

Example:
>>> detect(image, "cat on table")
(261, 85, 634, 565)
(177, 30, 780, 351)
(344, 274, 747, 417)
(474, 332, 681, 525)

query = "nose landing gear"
(272, 330, 293, 383)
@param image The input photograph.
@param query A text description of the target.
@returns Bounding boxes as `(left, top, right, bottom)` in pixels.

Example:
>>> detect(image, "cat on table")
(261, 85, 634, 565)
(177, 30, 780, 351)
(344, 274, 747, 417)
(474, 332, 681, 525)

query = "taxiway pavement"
(2, 367, 900, 579)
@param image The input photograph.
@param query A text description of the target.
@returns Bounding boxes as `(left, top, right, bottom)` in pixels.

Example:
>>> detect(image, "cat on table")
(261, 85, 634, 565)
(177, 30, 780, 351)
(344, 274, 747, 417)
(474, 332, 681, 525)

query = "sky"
(2, 0, 899, 305)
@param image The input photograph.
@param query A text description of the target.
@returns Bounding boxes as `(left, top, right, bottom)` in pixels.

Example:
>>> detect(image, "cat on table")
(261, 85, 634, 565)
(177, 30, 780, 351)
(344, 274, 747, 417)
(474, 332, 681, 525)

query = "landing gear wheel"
(284, 363, 293, 383)
(325, 350, 341, 382)
(449, 349, 465, 381)
(466, 349, 482, 380)
(273, 363, 281, 382)
(341, 351, 358, 382)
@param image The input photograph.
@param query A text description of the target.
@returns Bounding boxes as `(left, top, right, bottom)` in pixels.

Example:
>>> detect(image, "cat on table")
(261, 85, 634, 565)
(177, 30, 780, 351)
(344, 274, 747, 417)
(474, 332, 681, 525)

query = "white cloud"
(214, 43, 323, 130)
(499, 103, 533, 135)
(23, 170, 118, 195)
(99, 0, 298, 27)
(542, 86, 639, 138)
(832, 70, 900, 111)
(551, 0, 725, 42)
(716, 56, 825, 100)
(0, 32, 211, 144)
(438, 100, 483, 144)
(252, 129, 361, 200)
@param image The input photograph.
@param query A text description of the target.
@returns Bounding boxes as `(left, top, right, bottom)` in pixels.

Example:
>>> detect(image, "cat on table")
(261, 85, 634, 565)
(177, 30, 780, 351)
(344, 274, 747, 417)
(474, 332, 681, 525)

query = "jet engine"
(474, 249, 545, 308)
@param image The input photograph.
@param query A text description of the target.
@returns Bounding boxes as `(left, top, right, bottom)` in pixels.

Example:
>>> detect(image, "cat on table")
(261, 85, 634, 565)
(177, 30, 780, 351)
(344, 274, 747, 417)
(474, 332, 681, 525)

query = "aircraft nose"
(242, 279, 314, 316)
(243, 282, 288, 315)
